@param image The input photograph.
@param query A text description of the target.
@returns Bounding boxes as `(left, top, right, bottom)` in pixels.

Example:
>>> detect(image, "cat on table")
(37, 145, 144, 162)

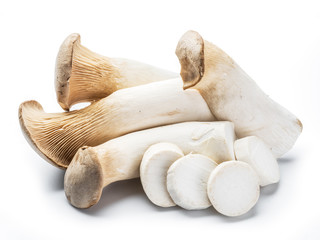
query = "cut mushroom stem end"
(234, 136, 280, 186)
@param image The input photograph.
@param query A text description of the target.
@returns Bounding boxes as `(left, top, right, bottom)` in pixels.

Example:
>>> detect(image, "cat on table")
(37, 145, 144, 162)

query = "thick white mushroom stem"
(64, 121, 236, 209)
(55, 33, 177, 111)
(176, 30, 303, 158)
(19, 79, 214, 169)
(234, 136, 280, 186)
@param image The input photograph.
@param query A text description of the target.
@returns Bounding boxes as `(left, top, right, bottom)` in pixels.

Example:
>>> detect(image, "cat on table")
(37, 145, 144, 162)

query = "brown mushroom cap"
(175, 30, 205, 90)
(55, 33, 80, 111)
(18, 98, 115, 169)
(64, 146, 103, 209)
(19, 100, 64, 169)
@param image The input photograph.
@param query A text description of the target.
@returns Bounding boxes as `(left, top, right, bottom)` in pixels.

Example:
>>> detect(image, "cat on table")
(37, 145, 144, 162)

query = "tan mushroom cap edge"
(18, 100, 67, 169)
(175, 30, 205, 90)
(55, 33, 80, 111)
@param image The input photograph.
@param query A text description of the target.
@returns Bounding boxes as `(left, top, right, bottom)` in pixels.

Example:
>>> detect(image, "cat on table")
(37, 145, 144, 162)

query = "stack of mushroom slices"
(19, 30, 302, 217)
(140, 135, 279, 217)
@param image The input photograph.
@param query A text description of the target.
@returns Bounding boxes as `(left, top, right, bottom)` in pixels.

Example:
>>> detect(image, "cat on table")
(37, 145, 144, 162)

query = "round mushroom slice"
(207, 161, 260, 217)
(140, 142, 184, 207)
(167, 154, 218, 210)
(234, 136, 280, 186)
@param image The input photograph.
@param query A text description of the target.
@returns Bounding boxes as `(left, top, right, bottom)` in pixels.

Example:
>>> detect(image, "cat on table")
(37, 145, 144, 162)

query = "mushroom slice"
(19, 79, 214, 169)
(55, 33, 177, 111)
(140, 142, 184, 207)
(64, 121, 235, 208)
(176, 30, 302, 158)
(166, 154, 218, 210)
(207, 161, 260, 217)
(234, 136, 280, 186)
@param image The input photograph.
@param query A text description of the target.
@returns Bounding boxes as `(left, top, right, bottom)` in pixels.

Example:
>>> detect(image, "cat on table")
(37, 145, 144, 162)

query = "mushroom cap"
(55, 33, 80, 111)
(175, 30, 204, 90)
(64, 146, 104, 209)
(18, 100, 65, 169)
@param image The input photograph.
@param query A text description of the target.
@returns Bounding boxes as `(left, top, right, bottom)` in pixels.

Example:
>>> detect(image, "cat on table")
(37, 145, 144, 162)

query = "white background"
(1, 0, 320, 239)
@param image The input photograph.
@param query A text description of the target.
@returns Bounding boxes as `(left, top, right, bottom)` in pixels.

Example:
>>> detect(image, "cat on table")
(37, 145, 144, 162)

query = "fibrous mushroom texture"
(64, 121, 235, 208)
(55, 33, 177, 110)
(19, 79, 214, 169)
(176, 30, 302, 158)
